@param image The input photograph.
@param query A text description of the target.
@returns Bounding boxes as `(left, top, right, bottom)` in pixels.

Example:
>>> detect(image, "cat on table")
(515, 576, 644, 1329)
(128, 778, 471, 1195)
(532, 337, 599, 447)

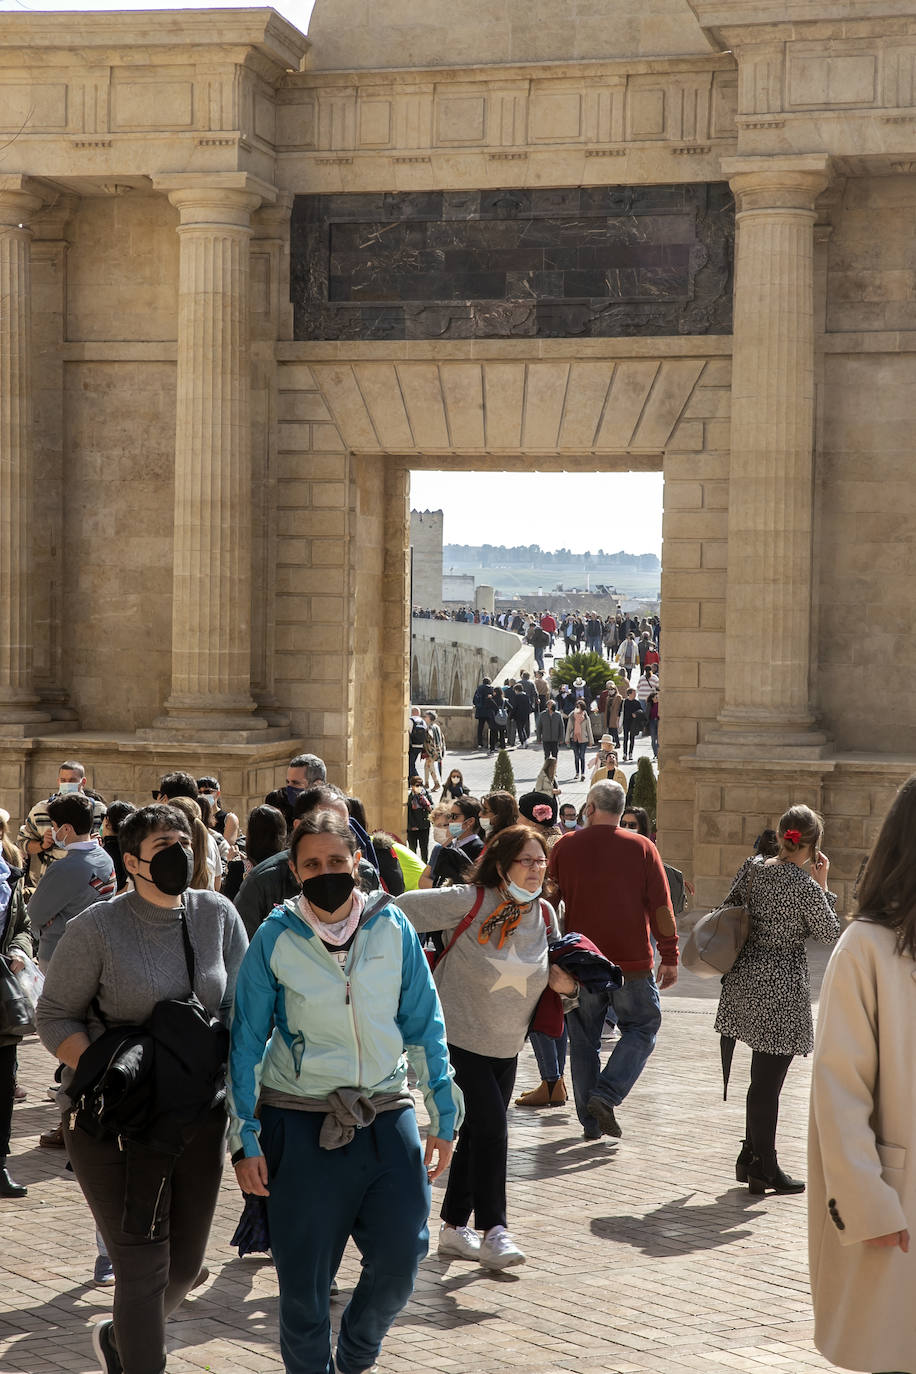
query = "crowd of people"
(2, 743, 915, 1374)
(413, 605, 660, 674)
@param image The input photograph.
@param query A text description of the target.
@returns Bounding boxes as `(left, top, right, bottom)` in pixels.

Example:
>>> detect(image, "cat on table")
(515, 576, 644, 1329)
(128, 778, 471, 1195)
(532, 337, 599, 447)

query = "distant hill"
(444, 543, 660, 571)
(442, 543, 660, 600)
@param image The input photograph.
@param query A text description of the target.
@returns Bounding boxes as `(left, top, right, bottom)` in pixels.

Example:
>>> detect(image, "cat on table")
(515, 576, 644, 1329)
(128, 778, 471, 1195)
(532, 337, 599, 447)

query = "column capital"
(721, 155, 831, 212)
(152, 173, 278, 228)
(0, 175, 53, 228)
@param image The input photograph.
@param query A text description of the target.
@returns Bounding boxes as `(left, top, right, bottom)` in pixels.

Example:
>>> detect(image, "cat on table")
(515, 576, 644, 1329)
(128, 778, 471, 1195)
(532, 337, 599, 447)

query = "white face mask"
(58, 781, 80, 795)
(432, 826, 448, 845)
(52, 828, 68, 848)
(479, 817, 493, 835)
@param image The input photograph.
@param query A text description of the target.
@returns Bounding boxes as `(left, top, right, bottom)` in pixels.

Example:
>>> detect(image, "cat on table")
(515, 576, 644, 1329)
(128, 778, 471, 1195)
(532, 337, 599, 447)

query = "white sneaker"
(479, 1226, 526, 1270)
(438, 1223, 481, 1260)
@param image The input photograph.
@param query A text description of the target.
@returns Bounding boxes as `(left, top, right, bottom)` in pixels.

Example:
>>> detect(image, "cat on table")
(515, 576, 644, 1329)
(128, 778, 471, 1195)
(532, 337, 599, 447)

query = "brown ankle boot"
(548, 1078, 568, 1106)
(515, 1080, 551, 1107)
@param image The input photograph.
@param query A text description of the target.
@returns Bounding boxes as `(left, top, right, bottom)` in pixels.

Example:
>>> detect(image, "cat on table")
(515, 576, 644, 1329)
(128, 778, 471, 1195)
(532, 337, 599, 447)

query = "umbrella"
(230, 1193, 271, 1257)
(720, 1035, 736, 1101)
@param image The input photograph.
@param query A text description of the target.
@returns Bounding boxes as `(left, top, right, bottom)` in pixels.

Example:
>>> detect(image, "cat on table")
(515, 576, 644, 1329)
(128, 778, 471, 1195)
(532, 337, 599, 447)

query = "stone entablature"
(275, 56, 739, 190)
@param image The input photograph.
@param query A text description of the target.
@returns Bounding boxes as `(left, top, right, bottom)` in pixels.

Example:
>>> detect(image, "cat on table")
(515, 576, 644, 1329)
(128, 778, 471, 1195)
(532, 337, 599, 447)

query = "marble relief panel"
(291, 183, 734, 341)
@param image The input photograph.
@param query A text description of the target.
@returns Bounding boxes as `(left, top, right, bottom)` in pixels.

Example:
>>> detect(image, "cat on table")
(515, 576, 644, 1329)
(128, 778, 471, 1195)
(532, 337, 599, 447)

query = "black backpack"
(409, 718, 427, 747)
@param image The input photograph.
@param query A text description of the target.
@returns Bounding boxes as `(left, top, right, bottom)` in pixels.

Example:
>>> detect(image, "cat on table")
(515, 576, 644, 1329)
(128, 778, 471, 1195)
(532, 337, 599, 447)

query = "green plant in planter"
(490, 749, 516, 797)
(550, 651, 614, 702)
(627, 757, 658, 831)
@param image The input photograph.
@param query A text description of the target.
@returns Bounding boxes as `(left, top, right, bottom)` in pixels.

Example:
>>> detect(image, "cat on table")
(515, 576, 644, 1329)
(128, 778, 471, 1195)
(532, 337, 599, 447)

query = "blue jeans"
(571, 741, 588, 774)
(567, 977, 662, 1132)
(649, 719, 659, 757)
(262, 1105, 429, 1374)
(530, 1026, 567, 1080)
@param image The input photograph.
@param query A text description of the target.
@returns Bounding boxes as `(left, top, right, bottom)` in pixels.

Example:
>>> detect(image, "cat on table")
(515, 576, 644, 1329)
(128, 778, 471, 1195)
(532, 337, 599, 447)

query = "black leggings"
(745, 1050, 794, 1171)
(442, 1044, 517, 1233)
(0, 1042, 16, 1158)
(407, 828, 429, 862)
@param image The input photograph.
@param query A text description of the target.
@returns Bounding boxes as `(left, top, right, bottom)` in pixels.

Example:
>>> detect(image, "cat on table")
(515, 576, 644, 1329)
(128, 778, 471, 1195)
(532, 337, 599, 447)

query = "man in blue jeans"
(546, 780, 678, 1140)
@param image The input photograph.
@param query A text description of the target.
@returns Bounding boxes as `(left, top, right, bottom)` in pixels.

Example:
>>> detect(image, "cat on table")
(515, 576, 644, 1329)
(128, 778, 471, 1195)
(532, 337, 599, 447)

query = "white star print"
(486, 947, 542, 996)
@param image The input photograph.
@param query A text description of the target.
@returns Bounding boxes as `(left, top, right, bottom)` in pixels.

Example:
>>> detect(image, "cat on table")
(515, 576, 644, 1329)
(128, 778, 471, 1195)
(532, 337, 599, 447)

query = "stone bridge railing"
(411, 620, 535, 722)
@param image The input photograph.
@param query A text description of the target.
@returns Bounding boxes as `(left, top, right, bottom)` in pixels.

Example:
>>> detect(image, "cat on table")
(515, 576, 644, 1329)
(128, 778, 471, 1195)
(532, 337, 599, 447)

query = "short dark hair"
(294, 783, 347, 820)
(470, 824, 548, 889)
(59, 760, 85, 778)
(448, 796, 481, 832)
(158, 772, 199, 800)
(197, 776, 219, 792)
(47, 794, 94, 833)
(289, 811, 357, 865)
(119, 804, 191, 859)
(106, 800, 136, 832)
(288, 753, 327, 783)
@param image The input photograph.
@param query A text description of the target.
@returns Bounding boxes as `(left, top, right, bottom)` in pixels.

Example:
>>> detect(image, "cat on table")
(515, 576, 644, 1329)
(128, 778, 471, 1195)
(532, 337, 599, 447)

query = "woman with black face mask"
(35, 804, 248, 1374)
(228, 811, 462, 1374)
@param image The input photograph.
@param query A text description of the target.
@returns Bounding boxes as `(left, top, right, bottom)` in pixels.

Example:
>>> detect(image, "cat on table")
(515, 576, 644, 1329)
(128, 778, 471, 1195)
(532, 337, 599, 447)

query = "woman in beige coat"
(809, 775, 916, 1374)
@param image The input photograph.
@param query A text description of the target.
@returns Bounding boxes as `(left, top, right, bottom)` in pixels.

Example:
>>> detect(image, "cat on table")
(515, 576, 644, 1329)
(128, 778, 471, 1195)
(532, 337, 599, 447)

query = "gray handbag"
(681, 868, 755, 978)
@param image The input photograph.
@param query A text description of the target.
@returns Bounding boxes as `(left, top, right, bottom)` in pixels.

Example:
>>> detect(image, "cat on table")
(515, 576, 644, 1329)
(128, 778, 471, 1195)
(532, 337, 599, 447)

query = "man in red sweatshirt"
(547, 779, 677, 1141)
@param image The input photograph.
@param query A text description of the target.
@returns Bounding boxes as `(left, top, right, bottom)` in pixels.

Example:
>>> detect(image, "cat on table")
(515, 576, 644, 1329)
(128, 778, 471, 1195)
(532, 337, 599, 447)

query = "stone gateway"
(1, 0, 915, 908)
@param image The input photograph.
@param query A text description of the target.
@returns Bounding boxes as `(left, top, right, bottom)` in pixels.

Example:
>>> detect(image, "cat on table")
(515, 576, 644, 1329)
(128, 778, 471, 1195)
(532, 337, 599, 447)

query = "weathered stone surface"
(292, 184, 735, 340)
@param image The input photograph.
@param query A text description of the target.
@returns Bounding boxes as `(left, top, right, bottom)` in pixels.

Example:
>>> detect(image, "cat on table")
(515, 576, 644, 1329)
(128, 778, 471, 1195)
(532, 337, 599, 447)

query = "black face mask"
(138, 842, 193, 897)
(301, 871, 355, 914)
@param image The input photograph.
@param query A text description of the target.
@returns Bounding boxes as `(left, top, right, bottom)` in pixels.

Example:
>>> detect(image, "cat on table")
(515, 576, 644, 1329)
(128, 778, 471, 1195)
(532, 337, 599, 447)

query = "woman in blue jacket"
(228, 811, 462, 1374)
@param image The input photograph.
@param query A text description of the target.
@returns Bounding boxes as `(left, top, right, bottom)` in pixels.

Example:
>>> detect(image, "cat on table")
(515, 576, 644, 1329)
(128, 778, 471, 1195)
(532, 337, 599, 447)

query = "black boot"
(746, 1155, 805, 1195)
(0, 1164, 27, 1198)
(735, 1140, 754, 1184)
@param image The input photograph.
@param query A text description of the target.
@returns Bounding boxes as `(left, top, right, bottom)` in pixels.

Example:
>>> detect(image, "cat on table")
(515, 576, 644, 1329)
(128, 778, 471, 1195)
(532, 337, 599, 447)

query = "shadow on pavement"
(590, 1188, 766, 1256)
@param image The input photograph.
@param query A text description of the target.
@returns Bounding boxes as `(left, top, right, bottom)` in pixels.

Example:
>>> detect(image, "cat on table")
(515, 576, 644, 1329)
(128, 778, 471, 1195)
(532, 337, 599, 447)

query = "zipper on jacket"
(148, 1175, 167, 1238)
(345, 979, 363, 1082)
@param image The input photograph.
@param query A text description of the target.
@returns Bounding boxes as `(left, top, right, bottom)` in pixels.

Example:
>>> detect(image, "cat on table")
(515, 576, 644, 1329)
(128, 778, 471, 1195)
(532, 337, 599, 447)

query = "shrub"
(490, 749, 516, 797)
(551, 650, 617, 703)
(627, 757, 658, 830)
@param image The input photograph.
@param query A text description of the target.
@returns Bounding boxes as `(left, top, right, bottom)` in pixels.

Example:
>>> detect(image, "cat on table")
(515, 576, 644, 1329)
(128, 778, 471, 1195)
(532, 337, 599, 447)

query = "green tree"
(490, 749, 516, 797)
(627, 757, 658, 831)
(550, 651, 614, 702)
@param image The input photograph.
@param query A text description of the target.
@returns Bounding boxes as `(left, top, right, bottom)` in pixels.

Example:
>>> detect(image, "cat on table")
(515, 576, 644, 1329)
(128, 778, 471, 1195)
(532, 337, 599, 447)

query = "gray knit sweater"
(36, 890, 249, 1094)
(397, 885, 559, 1058)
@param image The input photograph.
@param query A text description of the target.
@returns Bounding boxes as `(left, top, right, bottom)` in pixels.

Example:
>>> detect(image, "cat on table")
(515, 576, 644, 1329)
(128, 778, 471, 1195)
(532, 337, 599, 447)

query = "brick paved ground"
(0, 732, 838, 1374)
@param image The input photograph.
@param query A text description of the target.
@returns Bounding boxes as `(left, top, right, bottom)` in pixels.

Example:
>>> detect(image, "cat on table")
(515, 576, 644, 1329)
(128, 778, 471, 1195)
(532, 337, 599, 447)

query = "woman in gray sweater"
(36, 804, 248, 1374)
(398, 825, 574, 1272)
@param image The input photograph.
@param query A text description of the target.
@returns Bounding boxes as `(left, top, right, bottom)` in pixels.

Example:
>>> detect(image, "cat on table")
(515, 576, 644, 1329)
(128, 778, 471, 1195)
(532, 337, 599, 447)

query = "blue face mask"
(507, 879, 540, 904)
(58, 781, 81, 795)
(285, 785, 302, 807)
(448, 821, 464, 838)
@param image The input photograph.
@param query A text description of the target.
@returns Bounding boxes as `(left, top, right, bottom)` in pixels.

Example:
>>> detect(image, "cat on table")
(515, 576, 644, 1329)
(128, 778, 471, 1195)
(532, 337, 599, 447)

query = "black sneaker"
(91, 1319, 123, 1374)
(586, 1095, 623, 1138)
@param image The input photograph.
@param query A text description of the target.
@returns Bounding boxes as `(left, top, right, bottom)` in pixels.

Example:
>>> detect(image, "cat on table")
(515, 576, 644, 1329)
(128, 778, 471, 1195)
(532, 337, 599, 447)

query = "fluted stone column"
(0, 179, 51, 729)
(704, 156, 831, 758)
(149, 176, 277, 740)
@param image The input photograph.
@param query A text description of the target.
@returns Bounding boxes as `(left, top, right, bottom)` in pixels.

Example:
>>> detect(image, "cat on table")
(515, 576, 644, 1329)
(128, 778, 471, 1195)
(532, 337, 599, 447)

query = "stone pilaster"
(146, 175, 282, 742)
(701, 156, 831, 759)
(0, 178, 51, 730)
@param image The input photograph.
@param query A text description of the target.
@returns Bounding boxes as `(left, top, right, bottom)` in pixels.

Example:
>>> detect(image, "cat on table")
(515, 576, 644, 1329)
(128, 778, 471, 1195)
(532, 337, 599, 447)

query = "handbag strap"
(436, 887, 485, 967)
(178, 910, 196, 996)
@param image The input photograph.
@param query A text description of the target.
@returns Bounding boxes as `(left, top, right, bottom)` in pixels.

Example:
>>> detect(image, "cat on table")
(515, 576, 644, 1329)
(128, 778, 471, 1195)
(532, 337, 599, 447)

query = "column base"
(0, 719, 70, 739)
(697, 706, 831, 760)
(139, 716, 294, 746)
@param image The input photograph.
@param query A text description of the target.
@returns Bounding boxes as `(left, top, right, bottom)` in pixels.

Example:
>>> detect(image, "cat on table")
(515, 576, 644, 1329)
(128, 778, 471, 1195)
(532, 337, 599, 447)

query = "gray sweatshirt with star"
(397, 884, 559, 1058)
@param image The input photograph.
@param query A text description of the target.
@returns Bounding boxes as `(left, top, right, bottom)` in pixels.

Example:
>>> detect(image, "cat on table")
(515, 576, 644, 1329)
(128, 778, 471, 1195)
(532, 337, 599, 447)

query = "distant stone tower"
(409, 510, 444, 608)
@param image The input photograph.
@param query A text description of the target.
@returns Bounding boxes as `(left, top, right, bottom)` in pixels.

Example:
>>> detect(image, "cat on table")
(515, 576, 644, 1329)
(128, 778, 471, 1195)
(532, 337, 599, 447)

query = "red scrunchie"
(783, 828, 802, 845)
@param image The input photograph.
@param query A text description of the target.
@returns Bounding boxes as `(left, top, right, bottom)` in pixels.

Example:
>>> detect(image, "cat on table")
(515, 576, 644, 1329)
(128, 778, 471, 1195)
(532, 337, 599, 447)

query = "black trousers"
(476, 719, 495, 749)
(542, 742, 559, 761)
(442, 1044, 517, 1233)
(745, 1051, 794, 1170)
(622, 722, 637, 756)
(407, 827, 429, 861)
(0, 1042, 17, 1158)
(66, 1106, 227, 1374)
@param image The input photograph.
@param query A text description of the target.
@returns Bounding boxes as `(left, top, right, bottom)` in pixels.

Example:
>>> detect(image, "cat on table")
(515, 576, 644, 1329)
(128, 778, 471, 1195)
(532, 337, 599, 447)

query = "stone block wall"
(655, 359, 730, 877)
(409, 509, 444, 608)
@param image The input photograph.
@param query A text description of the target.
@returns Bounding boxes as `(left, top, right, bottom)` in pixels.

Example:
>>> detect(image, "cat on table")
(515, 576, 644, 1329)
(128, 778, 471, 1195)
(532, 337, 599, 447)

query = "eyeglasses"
(620, 821, 639, 830)
(513, 857, 548, 870)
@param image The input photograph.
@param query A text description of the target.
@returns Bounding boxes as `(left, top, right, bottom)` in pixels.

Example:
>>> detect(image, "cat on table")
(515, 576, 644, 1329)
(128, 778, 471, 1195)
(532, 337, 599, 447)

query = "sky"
(411, 471, 663, 556)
